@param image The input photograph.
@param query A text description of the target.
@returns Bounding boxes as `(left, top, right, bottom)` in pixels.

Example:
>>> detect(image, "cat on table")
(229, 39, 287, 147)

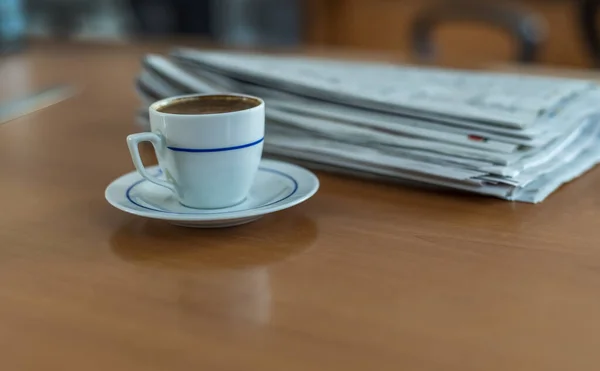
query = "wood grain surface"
(1, 42, 600, 371)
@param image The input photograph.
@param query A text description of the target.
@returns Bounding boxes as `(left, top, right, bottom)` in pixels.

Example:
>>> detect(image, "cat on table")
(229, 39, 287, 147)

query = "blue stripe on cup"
(167, 137, 264, 153)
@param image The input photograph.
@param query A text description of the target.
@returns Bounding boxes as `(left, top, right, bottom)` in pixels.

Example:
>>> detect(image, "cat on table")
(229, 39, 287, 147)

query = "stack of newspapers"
(134, 47, 600, 203)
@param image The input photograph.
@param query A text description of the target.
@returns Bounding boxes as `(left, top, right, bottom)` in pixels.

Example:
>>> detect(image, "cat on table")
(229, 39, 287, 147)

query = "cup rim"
(149, 93, 264, 117)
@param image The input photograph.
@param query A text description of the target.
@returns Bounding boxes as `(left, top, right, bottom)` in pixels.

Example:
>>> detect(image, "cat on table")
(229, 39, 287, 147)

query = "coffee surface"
(156, 95, 260, 114)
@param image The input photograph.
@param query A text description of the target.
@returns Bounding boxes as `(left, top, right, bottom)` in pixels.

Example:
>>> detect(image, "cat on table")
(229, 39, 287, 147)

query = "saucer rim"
(105, 158, 319, 221)
(125, 167, 299, 214)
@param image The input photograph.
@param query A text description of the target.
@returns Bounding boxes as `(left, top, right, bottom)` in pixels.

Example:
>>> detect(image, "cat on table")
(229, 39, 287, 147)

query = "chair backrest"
(410, 1, 546, 63)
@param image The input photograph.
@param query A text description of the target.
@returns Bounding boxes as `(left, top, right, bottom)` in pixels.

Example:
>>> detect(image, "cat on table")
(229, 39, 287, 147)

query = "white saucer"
(105, 159, 319, 228)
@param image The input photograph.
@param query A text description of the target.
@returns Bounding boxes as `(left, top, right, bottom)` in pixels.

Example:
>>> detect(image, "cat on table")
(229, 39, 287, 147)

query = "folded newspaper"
(133, 47, 600, 203)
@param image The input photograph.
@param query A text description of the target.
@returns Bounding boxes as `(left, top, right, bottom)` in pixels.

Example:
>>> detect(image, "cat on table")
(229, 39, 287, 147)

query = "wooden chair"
(410, 1, 546, 63)
(579, 0, 600, 67)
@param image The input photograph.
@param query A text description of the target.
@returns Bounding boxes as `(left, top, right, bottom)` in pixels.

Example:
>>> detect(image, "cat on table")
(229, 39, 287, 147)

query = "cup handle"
(126, 132, 177, 193)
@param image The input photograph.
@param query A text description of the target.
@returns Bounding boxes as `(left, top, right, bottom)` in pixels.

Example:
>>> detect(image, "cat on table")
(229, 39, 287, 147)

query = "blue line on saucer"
(125, 166, 298, 215)
(167, 137, 264, 153)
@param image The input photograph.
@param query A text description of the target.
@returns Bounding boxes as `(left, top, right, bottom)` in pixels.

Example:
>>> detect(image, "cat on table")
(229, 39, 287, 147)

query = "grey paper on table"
(0, 84, 75, 125)
(132, 49, 600, 203)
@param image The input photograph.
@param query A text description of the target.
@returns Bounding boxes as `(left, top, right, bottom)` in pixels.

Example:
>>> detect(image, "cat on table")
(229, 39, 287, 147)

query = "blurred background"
(1, 0, 600, 68)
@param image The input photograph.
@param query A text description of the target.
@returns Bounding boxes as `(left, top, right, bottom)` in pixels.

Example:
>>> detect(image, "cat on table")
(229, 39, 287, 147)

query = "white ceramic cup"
(127, 93, 265, 209)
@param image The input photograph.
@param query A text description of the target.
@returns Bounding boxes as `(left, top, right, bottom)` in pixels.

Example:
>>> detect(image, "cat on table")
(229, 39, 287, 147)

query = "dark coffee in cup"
(155, 94, 261, 115)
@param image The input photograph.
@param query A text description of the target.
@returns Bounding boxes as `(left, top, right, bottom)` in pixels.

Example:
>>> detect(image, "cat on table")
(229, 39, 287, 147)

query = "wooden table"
(2, 41, 600, 371)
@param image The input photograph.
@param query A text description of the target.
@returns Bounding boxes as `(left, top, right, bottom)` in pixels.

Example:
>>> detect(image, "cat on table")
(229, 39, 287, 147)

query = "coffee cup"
(126, 93, 265, 209)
